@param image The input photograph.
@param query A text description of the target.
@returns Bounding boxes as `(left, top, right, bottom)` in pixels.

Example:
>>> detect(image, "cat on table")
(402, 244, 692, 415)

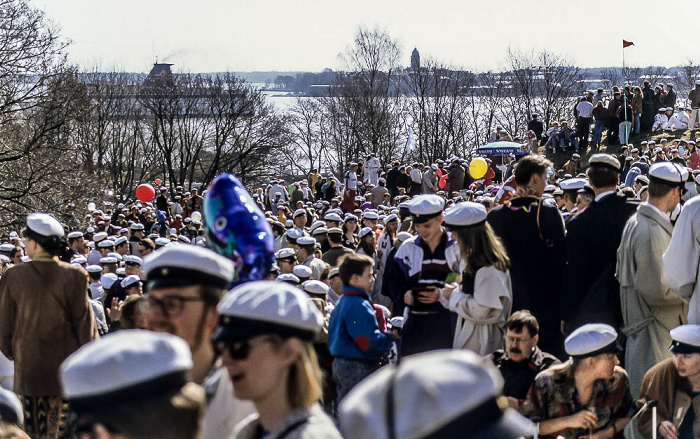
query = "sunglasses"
(213, 336, 273, 361)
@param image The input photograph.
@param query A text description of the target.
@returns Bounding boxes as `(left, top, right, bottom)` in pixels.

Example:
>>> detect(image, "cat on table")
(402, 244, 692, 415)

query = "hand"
(568, 410, 598, 430)
(418, 286, 440, 304)
(659, 420, 678, 439)
(106, 297, 123, 322)
(403, 290, 414, 307)
(442, 282, 458, 301)
(506, 396, 519, 410)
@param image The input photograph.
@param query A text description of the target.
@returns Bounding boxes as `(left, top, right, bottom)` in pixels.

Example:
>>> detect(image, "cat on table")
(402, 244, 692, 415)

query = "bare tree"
(0, 0, 93, 226)
(676, 58, 700, 102)
(506, 48, 584, 134)
(282, 98, 326, 175)
(405, 59, 476, 162)
(197, 73, 290, 186)
(329, 27, 404, 170)
(600, 68, 622, 89)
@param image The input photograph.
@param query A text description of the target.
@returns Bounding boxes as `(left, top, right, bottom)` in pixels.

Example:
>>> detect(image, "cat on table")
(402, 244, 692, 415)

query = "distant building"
(144, 63, 174, 87)
(411, 48, 420, 72)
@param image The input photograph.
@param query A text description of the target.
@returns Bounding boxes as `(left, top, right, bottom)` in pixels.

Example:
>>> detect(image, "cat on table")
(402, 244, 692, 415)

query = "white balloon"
(87, 202, 96, 212)
(191, 211, 202, 222)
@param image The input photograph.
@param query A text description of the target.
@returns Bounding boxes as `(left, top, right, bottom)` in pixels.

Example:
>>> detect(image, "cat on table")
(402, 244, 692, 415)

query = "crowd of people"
(1, 139, 700, 438)
(511, 81, 700, 154)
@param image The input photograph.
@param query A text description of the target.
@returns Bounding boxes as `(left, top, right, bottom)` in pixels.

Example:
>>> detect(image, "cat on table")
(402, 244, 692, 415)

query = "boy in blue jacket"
(328, 253, 393, 405)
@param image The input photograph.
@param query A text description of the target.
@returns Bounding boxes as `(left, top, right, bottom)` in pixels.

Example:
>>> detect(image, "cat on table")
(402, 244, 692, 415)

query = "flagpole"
(623, 43, 627, 144)
(622, 40, 629, 144)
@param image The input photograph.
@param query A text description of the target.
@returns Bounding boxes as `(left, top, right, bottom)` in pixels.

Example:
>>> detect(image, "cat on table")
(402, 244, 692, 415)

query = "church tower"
(411, 48, 420, 72)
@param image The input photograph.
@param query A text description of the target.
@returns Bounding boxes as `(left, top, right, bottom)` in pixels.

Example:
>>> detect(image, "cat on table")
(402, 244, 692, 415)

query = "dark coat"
(156, 193, 169, 213)
(562, 193, 638, 332)
(486, 346, 561, 400)
(607, 98, 622, 128)
(528, 119, 545, 141)
(386, 168, 400, 192)
(0, 255, 98, 395)
(448, 165, 465, 195)
(396, 173, 411, 193)
(487, 197, 567, 359)
(664, 89, 677, 108)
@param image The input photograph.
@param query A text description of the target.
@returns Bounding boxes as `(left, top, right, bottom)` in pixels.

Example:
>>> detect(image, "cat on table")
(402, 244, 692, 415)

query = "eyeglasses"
(145, 294, 205, 318)
(505, 336, 532, 345)
(213, 336, 273, 361)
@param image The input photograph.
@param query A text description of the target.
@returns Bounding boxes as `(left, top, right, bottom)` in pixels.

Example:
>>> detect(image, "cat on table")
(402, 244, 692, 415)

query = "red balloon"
(155, 178, 161, 185)
(136, 184, 155, 203)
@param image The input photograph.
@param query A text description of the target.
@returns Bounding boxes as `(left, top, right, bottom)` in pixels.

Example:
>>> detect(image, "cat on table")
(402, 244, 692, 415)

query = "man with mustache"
(486, 310, 560, 408)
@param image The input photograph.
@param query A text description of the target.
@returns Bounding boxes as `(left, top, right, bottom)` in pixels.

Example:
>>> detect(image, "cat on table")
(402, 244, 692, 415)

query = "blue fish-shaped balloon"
(203, 174, 274, 286)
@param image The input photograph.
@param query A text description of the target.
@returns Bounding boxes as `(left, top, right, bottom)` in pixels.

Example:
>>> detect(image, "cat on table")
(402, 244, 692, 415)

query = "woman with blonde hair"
(441, 202, 512, 355)
(213, 281, 342, 439)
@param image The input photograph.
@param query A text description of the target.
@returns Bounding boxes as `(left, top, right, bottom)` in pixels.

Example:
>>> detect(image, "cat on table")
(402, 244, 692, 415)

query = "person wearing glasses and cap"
(143, 245, 255, 439)
(617, 163, 690, 399)
(213, 281, 342, 439)
(637, 325, 700, 439)
(521, 324, 634, 439)
(0, 213, 98, 438)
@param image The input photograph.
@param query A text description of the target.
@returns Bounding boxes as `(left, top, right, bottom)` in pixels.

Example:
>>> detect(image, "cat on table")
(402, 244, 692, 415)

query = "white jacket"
(663, 197, 700, 324)
(448, 266, 512, 355)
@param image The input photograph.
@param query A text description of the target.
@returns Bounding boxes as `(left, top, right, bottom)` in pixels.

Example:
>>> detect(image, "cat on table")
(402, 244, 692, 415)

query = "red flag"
(623, 40, 634, 48)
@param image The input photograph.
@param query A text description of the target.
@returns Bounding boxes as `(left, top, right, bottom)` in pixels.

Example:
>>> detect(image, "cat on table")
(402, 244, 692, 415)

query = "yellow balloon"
(469, 157, 489, 179)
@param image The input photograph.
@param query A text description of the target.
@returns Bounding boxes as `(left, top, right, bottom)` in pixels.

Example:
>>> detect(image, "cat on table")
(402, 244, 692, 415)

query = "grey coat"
(616, 203, 688, 398)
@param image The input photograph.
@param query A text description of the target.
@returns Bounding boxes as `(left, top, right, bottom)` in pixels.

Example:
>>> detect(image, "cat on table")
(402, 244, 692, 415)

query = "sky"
(29, 0, 700, 74)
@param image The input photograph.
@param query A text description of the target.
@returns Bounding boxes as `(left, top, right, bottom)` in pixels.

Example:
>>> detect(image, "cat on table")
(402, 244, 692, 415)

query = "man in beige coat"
(617, 163, 689, 399)
(0, 213, 97, 438)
